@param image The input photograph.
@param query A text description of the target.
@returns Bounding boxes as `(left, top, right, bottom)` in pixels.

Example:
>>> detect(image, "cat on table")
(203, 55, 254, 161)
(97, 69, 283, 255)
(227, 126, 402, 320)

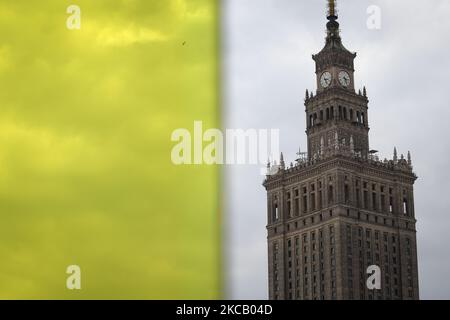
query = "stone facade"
(263, 2, 419, 300)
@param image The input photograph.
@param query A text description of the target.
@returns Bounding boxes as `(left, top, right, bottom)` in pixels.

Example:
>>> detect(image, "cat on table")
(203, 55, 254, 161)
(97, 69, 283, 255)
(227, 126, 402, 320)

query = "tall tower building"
(263, 0, 419, 300)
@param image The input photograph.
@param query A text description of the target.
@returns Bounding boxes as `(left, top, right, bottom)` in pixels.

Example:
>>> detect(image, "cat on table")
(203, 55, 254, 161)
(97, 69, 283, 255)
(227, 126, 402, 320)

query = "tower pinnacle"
(325, 0, 340, 39)
(327, 0, 337, 20)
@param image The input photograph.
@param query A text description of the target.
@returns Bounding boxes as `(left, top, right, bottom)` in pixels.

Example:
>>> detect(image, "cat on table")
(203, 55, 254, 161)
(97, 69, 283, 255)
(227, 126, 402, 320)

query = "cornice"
(263, 155, 416, 190)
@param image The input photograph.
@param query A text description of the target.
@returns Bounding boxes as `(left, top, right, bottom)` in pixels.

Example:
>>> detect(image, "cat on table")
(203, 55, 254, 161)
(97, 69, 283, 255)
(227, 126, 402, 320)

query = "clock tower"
(264, 0, 420, 300)
(306, 1, 369, 161)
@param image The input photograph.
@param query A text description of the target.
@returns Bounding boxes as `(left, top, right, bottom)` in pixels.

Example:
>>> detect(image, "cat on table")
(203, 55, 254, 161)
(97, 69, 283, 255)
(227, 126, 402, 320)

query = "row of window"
(270, 178, 413, 223)
(308, 105, 366, 128)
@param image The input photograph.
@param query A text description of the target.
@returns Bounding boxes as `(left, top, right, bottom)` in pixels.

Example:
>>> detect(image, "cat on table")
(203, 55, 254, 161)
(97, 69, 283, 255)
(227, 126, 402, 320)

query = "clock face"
(338, 71, 351, 87)
(320, 72, 332, 88)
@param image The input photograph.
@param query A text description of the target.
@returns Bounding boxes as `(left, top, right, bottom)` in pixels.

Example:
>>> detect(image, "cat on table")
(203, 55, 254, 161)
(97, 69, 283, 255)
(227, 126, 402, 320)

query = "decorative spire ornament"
(408, 151, 412, 166)
(280, 152, 285, 169)
(325, 0, 340, 40)
(393, 147, 398, 163)
(320, 137, 325, 157)
(327, 0, 337, 20)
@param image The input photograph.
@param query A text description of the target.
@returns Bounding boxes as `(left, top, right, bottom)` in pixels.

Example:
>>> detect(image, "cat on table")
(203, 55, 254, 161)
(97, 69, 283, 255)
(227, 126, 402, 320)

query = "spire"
(363, 86, 367, 97)
(393, 147, 398, 163)
(408, 151, 412, 166)
(326, 0, 340, 38)
(305, 89, 309, 100)
(314, 0, 355, 64)
(327, 0, 337, 20)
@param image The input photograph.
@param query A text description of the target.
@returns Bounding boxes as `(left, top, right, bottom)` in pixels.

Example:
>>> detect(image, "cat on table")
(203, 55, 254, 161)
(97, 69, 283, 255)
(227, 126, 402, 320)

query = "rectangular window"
(287, 200, 292, 217)
(364, 191, 368, 209)
(328, 185, 334, 204)
(318, 192, 323, 209)
(345, 184, 350, 203)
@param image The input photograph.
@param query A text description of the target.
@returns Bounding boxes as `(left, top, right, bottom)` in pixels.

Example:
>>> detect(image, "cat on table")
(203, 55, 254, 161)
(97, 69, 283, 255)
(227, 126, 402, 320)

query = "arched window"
(326, 108, 330, 120)
(320, 110, 324, 121)
(361, 112, 365, 125)
(343, 107, 348, 120)
(350, 109, 354, 121)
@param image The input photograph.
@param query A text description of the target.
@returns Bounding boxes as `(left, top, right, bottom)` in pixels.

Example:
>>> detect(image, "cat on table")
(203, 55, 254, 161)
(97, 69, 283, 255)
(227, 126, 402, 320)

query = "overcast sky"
(223, 0, 450, 300)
